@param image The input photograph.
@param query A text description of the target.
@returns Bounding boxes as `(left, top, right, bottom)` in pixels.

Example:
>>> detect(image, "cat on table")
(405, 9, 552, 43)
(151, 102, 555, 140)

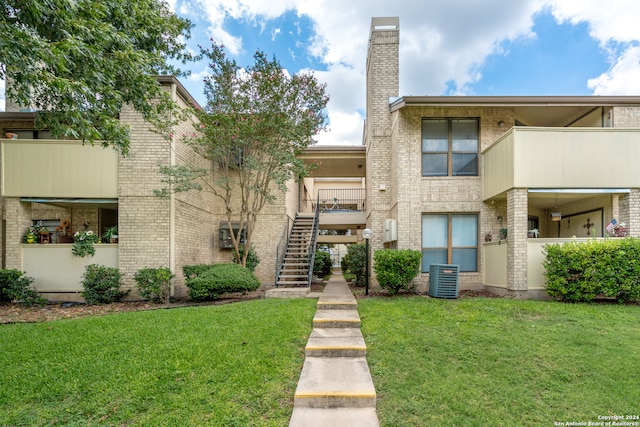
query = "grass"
(0, 299, 316, 427)
(2, 296, 639, 426)
(358, 297, 640, 427)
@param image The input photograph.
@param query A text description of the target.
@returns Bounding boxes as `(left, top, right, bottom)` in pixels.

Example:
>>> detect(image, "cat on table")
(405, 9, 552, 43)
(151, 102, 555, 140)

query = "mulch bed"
(0, 292, 264, 324)
(1, 286, 506, 324)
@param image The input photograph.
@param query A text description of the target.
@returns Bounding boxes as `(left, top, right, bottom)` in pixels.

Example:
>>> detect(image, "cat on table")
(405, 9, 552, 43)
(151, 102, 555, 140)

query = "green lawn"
(2, 297, 639, 427)
(359, 297, 640, 427)
(0, 299, 316, 427)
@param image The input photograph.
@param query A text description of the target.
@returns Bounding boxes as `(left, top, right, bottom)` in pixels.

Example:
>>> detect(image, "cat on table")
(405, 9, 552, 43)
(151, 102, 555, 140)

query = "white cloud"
(548, 0, 640, 96)
(183, 0, 640, 144)
(548, 0, 640, 44)
(588, 46, 640, 95)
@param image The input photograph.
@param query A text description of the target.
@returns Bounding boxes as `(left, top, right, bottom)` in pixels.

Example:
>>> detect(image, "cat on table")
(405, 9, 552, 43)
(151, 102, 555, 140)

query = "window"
(422, 118, 479, 176)
(422, 214, 478, 272)
(219, 222, 247, 249)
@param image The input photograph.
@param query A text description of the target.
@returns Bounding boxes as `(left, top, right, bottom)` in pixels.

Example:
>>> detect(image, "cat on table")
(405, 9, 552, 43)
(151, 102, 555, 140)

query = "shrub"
(232, 245, 260, 272)
(182, 264, 213, 279)
(341, 244, 367, 287)
(544, 238, 640, 303)
(373, 249, 422, 295)
(0, 269, 46, 306)
(313, 251, 333, 278)
(81, 264, 129, 305)
(185, 263, 260, 301)
(134, 267, 174, 303)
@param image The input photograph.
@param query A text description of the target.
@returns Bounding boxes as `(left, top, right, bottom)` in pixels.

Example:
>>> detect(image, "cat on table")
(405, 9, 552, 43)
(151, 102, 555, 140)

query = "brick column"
(625, 189, 640, 237)
(506, 188, 528, 291)
(4, 198, 32, 270)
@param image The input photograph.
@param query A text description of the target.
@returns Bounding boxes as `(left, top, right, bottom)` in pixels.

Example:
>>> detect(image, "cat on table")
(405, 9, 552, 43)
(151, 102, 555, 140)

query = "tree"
(0, 0, 194, 155)
(156, 41, 329, 268)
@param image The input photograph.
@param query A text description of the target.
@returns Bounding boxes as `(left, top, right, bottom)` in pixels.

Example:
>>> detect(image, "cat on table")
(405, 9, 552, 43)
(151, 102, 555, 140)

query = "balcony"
(484, 238, 605, 293)
(482, 127, 640, 201)
(314, 188, 366, 229)
(22, 243, 118, 300)
(1, 139, 118, 198)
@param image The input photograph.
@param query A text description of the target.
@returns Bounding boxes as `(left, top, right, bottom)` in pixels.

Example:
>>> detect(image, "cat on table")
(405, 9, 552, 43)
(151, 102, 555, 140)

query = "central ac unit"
(428, 264, 459, 299)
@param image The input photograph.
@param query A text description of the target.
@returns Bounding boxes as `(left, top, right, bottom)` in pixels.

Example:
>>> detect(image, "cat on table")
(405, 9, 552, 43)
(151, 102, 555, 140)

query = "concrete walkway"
(289, 272, 380, 427)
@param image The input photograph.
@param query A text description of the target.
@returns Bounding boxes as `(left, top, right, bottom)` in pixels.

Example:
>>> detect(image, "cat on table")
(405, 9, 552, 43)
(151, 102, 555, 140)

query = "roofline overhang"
(389, 95, 640, 112)
(303, 145, 366, 155)
(0, 76, 200, 119)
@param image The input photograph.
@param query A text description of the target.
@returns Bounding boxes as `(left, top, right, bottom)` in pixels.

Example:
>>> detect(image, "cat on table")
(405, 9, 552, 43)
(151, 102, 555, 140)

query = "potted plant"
(102, 225, 118, 243)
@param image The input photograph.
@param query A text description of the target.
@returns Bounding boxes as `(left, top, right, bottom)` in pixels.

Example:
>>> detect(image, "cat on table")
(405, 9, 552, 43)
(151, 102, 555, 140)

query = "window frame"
(421, 213, 479, 272)
(421, 118, 479, 177)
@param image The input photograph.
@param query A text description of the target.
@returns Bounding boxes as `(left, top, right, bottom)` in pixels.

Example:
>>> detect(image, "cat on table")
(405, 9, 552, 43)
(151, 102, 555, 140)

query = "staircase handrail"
(274, 215, 293, 286)
(306, 194, 321, 287)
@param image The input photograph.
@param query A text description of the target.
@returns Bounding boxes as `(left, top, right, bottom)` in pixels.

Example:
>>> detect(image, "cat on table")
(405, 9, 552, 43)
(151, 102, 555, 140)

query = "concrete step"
(305, 328, 367, 357)
(289, 407, 379, 427)
(293, 357, 376, 408)
(265, 287, 309, 298)
(316, 300, 357, 311)
(313, 309, 360, 328)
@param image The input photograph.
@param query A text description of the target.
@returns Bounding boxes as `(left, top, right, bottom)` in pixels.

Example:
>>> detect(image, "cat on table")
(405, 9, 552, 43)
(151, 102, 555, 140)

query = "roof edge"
(390, 95, 640, 112)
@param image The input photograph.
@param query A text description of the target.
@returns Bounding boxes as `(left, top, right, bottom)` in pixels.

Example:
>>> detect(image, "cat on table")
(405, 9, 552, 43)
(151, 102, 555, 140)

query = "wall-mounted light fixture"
(497, 215, 503, 224)
(498, 120, 505, 128)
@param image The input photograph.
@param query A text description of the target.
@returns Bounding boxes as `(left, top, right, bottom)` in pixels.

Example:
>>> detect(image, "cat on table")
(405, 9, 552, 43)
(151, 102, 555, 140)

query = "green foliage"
(544, 238, 640, 303)
(0, 0, 194, 155)
(373, 249, 422, 295)
(341, 244, 367, 287)
(185, 263, 260, 301)
(182, 264, 213, 279)
(101, 225, 118, 243)
(313, 250, 333, 278)
(156, 40, 329, 269)
(232, 245, 260, 272)
(134, 267, 174, 303)
(81, 264, 129, 305)
(0, 269, 46, 306)
(71, 230, 99, 257)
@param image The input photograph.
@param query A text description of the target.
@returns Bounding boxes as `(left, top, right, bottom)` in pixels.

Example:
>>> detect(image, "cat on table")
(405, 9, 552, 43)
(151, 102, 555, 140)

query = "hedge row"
(544, 238, 640, 303)
(183, 263, 260, 301)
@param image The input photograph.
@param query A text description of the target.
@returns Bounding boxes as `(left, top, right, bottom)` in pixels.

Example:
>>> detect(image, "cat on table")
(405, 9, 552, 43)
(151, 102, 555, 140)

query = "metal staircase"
(275, 210, 319, 287)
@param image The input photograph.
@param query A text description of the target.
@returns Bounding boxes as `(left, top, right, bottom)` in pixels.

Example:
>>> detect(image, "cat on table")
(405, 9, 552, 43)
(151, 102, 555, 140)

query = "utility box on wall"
(218, 222, 246, 249)
(383, 219, 397, 243)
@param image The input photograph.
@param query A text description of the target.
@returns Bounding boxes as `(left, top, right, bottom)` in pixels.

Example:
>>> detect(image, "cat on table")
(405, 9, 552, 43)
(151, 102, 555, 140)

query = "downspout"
(169, 83, 177, 297)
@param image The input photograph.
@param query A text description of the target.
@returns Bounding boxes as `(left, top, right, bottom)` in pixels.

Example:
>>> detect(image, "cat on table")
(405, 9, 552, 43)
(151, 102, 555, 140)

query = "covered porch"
(2, 137, 120, 300)
(482, 126, 640, 296)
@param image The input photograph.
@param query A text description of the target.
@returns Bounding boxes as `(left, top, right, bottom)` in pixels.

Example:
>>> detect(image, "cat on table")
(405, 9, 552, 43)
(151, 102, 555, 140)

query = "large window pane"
(452, 215, 477, 246)
(422, 153, 448, 176)
(422, 250, 448, 272)
(452, 153, 478, 176)
(452, 248, 477, 272)
(452, 119, 478, 151)
(423, 214, 478, 273)
(422, 214, 448, 247)
(422, 119, 448, 152)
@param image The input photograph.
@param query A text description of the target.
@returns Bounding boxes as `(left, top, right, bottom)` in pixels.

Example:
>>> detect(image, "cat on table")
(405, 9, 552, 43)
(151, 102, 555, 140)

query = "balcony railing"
(482, 127, 640, 201)
(303, 188, 365, 213)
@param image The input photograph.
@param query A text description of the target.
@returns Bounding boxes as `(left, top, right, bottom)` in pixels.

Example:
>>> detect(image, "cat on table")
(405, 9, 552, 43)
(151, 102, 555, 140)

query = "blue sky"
(167, 0, 640, 145)
(3, 0, 640, 145)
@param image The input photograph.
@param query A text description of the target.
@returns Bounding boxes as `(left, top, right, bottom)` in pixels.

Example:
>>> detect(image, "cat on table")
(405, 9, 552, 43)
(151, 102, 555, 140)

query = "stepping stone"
(289, 407, 379, 427)
(306, 328, 367, 357)
(313, 309, 360, 328)
(294, 357, 376, 408)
